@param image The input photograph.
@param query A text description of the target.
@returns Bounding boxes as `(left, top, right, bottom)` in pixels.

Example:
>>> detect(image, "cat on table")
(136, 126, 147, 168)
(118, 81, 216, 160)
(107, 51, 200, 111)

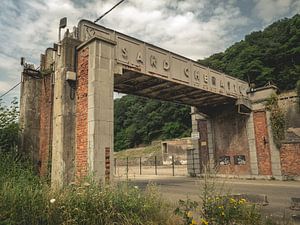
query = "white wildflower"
(50, 198, 56, 204)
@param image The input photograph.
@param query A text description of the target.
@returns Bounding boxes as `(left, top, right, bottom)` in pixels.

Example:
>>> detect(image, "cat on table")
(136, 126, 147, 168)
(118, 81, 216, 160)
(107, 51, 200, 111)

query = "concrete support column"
(246, 112, 259, 175)
(51, 38, 81, 188)
(19, 72, 41, 170)
(207, 119, 215, 172)
(39, 49, 55, 178)
(189, 107, 201, 175)
(190, 107, 215, 175)
(87, 39, 115, 183)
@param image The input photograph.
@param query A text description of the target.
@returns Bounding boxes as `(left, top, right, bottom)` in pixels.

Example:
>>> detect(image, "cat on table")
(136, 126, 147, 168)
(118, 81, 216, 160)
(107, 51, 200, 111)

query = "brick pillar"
(253, 110, 272, 175)
(248, 85, 284, 178)
(39, 75, 53, 176)
(75, 47, 89, 178)
(75, 38, 115, 183)
(39, 48, 55, 177)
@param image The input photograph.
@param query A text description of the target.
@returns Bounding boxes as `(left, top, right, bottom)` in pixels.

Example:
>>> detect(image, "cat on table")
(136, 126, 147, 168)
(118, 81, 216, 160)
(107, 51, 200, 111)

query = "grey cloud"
(252, 0, 296, 24)
(0, 0, 297, 100)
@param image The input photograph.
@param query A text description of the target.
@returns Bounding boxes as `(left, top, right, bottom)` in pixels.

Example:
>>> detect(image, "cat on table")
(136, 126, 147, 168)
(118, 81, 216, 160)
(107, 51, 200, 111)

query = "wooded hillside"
(199, 14, 300, 90)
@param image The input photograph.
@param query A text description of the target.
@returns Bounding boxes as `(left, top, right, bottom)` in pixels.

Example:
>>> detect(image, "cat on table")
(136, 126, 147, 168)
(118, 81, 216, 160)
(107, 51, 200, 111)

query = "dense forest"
(114, 14, 300, 151)
(114, 96, 191, 151)
(199, 14, 300, 90)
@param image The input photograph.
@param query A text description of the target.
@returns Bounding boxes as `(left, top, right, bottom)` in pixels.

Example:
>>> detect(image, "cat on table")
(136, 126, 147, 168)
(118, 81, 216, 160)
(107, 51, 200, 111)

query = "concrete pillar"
(189, 107, 201, 175)
(19, 71, 41, 171)
(207, 119, 215, 172)
(189, 107, 215, 175)
(39, 49, 55, 177)
(246, 112, 259, 175)
(86, 38, 115, 183)
(51, 38, 81, 188)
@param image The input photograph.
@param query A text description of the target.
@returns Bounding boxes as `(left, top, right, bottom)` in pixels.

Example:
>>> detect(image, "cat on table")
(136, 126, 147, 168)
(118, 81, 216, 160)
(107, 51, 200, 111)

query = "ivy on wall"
(265, 94, 286, 148)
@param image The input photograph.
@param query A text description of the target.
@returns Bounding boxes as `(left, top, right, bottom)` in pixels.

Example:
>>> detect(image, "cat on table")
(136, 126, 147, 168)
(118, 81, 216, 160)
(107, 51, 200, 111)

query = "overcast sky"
(0, 0, 299, 102)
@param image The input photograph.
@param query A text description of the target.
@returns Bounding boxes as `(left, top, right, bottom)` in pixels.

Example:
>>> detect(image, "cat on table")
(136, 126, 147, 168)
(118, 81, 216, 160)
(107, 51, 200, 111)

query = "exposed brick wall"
(253, 111, 272, 175)
(39, 75, 52, 177)
(280, 143, 300, 176)
(75, 47, 89, 178)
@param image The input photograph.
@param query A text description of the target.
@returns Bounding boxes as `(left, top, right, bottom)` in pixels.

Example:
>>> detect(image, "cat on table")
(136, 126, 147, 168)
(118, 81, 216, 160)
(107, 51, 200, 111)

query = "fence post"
(114, 158, 117, 175)
(155, 156, 157, 175)
(139, 157, 142, 175)
(172, 155, 175, 176)
(126, 157, 129, 178)
(192, 149, 195, 175)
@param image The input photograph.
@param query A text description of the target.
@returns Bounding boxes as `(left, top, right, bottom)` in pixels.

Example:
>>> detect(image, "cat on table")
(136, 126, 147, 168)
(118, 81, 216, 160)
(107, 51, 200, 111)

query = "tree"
(199, 14, 300, 90)
(0, 98, 19, 153)
(114, 95, 191, 151)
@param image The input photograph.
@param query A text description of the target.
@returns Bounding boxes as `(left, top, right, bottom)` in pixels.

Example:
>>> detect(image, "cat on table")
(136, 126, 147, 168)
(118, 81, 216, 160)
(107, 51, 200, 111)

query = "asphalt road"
(118, 175, 300, 223)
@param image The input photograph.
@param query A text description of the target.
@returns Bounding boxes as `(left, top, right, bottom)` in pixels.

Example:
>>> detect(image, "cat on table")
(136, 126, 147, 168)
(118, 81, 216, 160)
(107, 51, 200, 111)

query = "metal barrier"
(114, 155, 189, 177)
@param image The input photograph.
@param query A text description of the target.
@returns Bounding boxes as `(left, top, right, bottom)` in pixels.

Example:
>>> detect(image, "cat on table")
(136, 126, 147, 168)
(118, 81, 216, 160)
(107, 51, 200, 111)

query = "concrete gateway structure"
(19, 19, 300, 187)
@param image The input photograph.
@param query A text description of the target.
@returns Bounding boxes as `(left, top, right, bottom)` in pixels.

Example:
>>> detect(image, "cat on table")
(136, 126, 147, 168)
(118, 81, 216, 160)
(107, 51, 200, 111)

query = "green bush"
(0, 98, 19, 152)
(0, 153, 173, 225)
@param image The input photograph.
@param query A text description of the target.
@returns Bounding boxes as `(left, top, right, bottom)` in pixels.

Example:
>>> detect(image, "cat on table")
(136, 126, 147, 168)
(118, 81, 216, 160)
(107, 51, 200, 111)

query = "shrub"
(0, 98, 19, 153)
(0, 153, 173, 225)
(174, 174, 292, 225)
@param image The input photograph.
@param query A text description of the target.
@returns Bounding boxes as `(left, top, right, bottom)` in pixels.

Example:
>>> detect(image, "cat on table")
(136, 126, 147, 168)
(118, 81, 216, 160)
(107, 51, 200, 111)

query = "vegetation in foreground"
(0, 153, 293, 225)
(0, 153, 176, 225)
(175, 175, 293, 225)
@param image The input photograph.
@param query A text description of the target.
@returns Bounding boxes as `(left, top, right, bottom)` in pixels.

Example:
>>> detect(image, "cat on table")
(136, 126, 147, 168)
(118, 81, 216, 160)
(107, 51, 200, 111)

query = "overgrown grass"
(0, 153, 175, 225)
(0, 154, 294, 225)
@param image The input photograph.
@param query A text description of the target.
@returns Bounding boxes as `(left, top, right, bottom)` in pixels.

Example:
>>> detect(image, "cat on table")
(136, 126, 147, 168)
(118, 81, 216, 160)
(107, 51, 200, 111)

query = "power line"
(0, 82, 21, 99)
(94, 0, 125, 23)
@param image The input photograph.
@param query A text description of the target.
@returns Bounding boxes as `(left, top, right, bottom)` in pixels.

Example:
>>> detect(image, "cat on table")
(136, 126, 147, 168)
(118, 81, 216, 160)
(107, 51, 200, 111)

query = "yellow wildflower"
(230, 198, 236, 204)
(187, 211, 193, 218)
(239, 198, 246, 204)
(221, 211, 225, 216)
(201, 218, 209, 225)
(191, 219, 197, 225)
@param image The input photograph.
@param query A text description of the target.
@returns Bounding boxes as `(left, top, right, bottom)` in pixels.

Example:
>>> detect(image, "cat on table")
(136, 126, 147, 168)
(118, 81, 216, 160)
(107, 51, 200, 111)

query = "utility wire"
(94, 0, 125, 23)
(0, 82, 21, 99)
